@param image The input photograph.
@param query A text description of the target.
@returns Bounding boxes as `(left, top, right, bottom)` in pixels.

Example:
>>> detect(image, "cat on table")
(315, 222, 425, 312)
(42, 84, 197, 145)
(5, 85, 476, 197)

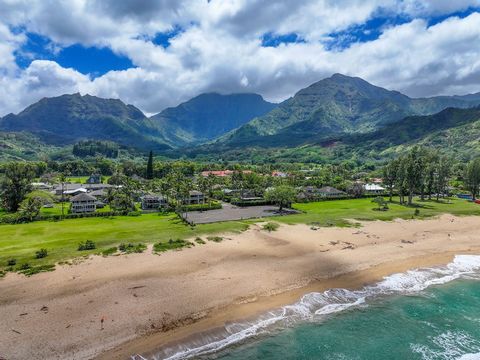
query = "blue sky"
(0, 0, 480, 116)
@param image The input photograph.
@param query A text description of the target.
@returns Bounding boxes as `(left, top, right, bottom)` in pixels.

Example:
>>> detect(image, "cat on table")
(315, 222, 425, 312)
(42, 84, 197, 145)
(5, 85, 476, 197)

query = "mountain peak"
(151, 92, 277, 146)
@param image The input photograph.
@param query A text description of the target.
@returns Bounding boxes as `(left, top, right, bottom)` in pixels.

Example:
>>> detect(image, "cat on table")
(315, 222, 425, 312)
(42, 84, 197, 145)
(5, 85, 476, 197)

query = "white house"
(364, 183, 385, 194)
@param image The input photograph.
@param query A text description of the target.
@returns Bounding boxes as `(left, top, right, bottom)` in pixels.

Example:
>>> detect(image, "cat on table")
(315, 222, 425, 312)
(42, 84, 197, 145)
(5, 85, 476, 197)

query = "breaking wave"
(133, 255, 480, 360)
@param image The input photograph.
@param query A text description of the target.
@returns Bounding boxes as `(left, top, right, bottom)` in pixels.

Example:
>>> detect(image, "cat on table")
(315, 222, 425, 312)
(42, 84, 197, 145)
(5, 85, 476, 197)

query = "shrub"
(127, 211, 142, 217)
(195, 237, 206, 244)
(184, 202, 222, 212)
(414, 209, 420, 216)
(19, 264, 55, 276)
(35, 248, 48, 259)
(262, 222, 279, 232)
(206, 236, 223, 243)
(118, 243, 147, 254)
(19, 263, 31, 270)
(78, 240, 96, 251)
(101, 247, 118, 256)
(153, 239, 194, 252)
(7, 258, 17, 266)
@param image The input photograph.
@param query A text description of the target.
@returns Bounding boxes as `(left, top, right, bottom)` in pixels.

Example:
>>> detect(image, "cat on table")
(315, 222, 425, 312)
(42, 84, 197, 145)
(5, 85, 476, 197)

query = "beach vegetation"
(78, 240, 96, 251)
(7, 258, 16, 266)
(118, 242, 147, 253)
(195, 237, 206, 244)
(154, 239, 194, 252)
(262, 222, 280, 232)
(207, 236, 223, 242)
(101, 247, 118, 256)
(35, 248, 48, 259)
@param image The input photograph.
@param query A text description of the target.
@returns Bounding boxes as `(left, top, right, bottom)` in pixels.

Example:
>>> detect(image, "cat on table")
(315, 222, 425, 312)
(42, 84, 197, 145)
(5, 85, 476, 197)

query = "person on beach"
(101, 316, 106, 330)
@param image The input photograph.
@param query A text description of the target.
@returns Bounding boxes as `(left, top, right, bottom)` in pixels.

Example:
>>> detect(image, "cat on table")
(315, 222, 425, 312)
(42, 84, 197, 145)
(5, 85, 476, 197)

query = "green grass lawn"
(276, 197, 480, 226)
(65, 176, 111, 184)
(1, 197, 479, 275)
(0, 213, 248, 274)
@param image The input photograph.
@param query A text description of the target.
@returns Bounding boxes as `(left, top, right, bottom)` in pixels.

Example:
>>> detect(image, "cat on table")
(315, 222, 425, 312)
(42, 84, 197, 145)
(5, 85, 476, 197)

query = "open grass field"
(0, 213, 249, 274)
(1, 197, 479, 274)
(279, 197, 480, 226)
(65, 176, 111, 184)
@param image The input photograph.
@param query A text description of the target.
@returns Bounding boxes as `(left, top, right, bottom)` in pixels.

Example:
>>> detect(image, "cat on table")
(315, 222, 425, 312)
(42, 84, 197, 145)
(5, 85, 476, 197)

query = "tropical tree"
(0, 162, 35, 212)
(465, 158, 480, 200)
(18, 196, 43, 222)
(382, 158, 398, 202)
(372, 196, 388, 211)
(434, 156, 452, 200)
(146, 151, 154, 180)
(109, 176, 139, 212)
(265, 185, 297, 211)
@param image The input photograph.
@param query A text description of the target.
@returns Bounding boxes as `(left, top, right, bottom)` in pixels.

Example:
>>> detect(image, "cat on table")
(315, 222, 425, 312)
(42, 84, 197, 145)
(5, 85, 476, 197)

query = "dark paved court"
(183, 202, 297, 224)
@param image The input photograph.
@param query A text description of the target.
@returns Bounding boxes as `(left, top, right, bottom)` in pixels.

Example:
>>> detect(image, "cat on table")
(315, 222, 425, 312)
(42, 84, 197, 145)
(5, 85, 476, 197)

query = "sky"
(1, 0, 480, 117)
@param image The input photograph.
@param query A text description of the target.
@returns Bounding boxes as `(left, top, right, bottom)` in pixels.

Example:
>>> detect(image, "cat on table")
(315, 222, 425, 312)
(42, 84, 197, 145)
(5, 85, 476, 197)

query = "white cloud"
(0, 0, 480, 117)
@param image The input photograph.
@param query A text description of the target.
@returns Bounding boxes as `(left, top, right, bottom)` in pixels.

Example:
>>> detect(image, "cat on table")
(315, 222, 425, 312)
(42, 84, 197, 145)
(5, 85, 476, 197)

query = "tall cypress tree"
(146, 151, 154, 179)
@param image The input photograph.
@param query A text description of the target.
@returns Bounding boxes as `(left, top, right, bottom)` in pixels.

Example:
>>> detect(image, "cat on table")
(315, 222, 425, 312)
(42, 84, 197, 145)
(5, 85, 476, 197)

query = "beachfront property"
(141, 194, 168, 210)
(317, 186, 347, 198)
(70, 193, 97, 213)
(184, 190, 206, 205)
(364, 183, 386, 194)
(297, 186, 346, 201)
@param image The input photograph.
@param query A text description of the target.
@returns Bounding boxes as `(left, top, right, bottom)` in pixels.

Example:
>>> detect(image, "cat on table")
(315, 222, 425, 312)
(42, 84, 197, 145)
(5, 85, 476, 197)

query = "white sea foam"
(458, 353, 480, 360)
(138, 255, 480, 360)
(411, 331, 480, 360)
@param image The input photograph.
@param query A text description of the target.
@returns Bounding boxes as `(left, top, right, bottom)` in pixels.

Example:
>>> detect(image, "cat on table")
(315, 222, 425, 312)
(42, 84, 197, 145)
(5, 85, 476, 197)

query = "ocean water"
(141, 255, 480, 360)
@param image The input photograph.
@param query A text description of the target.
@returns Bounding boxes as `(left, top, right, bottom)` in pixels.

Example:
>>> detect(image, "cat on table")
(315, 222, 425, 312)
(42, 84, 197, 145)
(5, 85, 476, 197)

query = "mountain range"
(1, 73, 479, 161)
(218, 73, 480, 148)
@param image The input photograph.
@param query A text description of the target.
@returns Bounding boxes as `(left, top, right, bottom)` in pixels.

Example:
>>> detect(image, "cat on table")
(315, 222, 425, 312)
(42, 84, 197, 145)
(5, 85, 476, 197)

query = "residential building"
(31, 182, 53, 191)
(141, 194, 168, 210)
(364, 183, 386, 194)
(70, 193, 97, 213)
(317, 186, 347, 198)
(184, 190, 205, 205)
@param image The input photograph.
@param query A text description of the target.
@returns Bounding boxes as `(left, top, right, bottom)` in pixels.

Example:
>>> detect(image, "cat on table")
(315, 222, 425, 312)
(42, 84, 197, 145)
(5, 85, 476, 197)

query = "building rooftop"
(71, 193, 97, 202)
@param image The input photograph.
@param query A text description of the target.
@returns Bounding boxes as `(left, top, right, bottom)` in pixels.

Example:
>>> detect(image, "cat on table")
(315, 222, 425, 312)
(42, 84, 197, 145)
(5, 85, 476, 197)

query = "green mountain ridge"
(0, 93, 170, 150)
(221, 74, 480, 147)
(150, 92, 277, 146)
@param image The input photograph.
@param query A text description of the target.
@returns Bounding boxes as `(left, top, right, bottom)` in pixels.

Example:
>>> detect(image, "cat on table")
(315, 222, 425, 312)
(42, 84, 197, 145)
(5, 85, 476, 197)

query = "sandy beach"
(1, 214, 479, 360)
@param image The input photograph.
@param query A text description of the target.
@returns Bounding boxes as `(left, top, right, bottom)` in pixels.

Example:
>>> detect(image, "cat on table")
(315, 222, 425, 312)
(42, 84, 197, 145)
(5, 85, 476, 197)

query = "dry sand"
(0, 214, 479, 360)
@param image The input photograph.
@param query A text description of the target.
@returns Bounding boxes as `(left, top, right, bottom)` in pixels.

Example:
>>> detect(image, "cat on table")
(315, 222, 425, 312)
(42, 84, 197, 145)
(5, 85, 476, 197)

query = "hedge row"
(184, 202, 222, 212)
(231, 199, 272, 207)
(0, 210, 130, 225)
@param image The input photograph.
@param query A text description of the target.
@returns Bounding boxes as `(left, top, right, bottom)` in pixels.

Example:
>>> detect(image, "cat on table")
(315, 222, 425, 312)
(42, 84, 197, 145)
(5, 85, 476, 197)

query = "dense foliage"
(72, 140, 119, 158)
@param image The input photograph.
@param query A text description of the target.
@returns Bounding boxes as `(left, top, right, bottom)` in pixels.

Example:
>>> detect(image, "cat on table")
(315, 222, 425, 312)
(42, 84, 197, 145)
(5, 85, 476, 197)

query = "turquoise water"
(143, 255, 480, 360)
(216, 280, 480, 360)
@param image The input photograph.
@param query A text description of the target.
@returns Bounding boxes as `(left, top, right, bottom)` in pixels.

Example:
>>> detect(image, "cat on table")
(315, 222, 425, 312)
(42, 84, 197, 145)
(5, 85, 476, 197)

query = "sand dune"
(0, 214, 479, 360)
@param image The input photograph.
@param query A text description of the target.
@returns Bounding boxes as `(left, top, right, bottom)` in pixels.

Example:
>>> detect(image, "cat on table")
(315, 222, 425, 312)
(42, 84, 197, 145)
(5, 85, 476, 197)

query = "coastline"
(101, 251, 475, 360)
(1, 214, 479, 360)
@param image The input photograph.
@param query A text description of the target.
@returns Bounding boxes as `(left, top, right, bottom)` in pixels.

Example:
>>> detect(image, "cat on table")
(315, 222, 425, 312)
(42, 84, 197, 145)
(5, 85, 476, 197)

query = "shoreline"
(1, 214, 479, 360)
(98, 251, 476, 360)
